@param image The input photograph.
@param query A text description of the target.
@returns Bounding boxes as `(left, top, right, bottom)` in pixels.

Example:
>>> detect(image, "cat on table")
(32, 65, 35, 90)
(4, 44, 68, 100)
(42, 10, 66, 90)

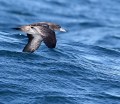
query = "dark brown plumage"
(15, 22, 66, 53)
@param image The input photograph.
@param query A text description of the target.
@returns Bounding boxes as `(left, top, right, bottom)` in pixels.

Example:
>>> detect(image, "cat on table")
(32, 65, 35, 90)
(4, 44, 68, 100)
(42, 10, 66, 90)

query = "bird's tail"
(12, 27, 21, 30)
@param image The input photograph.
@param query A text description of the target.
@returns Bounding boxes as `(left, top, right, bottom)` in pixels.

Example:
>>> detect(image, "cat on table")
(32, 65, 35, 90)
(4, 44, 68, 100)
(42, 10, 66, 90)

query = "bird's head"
(43, 22, 67, 32)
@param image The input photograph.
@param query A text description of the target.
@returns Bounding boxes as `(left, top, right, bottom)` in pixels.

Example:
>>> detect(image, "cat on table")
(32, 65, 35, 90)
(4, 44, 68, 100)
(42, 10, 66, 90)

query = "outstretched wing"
(33, 26, 57, 48)
(23, 34, 43, 52)
(43, 33, 56, 48)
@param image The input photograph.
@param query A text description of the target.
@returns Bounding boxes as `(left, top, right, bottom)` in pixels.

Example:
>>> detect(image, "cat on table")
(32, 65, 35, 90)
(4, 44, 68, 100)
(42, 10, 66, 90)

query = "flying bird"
(14, 22, 66, 53)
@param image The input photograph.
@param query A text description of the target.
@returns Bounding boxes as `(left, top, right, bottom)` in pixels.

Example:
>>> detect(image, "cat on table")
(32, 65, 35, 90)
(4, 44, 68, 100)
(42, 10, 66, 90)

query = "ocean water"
(0, 0, 120, 104)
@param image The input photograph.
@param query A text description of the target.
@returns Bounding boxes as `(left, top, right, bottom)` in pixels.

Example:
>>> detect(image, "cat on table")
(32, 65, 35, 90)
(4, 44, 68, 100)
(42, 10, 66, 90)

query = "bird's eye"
(56, 25, 61, 28)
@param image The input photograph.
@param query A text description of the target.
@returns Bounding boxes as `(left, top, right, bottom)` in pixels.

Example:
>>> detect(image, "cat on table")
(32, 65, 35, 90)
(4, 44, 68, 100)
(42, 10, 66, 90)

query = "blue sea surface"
(0, 0, 120, 104)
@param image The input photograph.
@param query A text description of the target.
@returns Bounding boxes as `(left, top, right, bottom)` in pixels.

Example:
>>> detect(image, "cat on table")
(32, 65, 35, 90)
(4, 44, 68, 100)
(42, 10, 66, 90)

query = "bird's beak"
(59, 28, 67, 32)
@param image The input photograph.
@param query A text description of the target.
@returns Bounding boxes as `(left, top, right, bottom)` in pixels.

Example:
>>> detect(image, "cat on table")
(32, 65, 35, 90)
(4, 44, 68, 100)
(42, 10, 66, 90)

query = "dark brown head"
(43, 22, 66, 32)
